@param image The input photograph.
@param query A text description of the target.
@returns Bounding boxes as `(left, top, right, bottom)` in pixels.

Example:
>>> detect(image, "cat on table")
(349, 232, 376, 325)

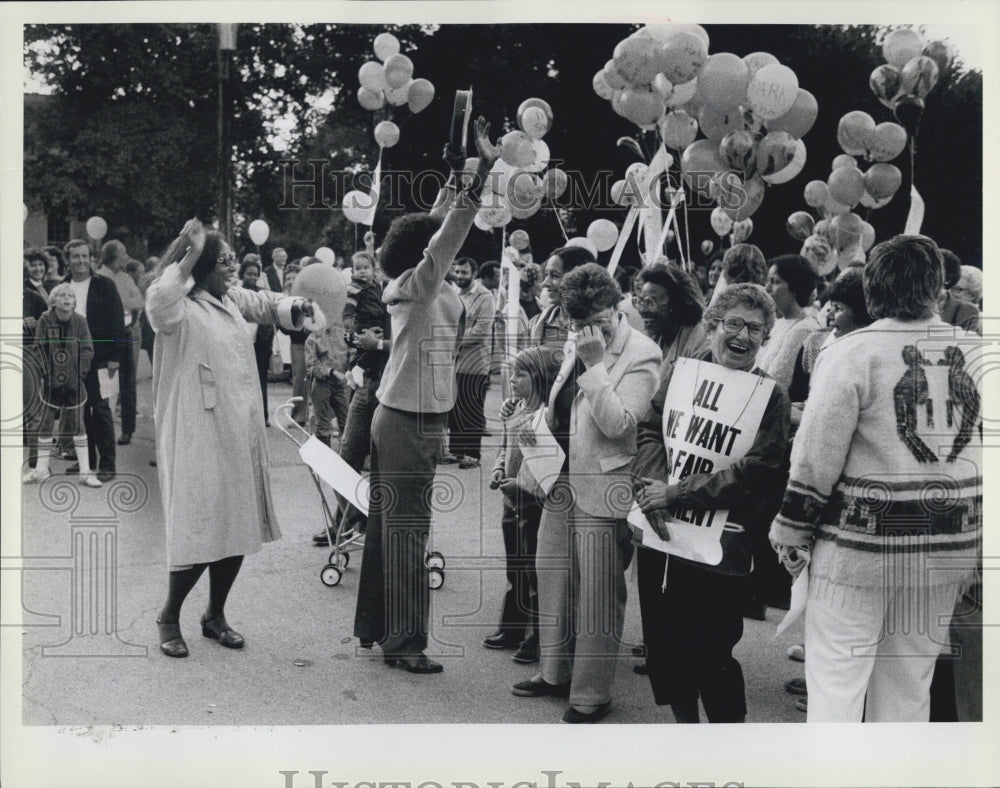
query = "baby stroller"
(275, 397, 446, 589)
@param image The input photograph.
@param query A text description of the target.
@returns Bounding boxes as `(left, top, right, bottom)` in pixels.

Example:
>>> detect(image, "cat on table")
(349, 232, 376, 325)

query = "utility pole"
(218, 24, 238, 240)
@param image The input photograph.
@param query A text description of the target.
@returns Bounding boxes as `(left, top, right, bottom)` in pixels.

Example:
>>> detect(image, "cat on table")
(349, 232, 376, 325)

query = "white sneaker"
(80, 474, 103, 488)
(23, 468, 51, 484)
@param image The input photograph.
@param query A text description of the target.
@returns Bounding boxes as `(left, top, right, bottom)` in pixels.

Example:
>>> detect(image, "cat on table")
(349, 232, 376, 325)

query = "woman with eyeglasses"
(631, 283, 791, 722)
(145, 219, 315, 658)
(633, 262, 710, 373)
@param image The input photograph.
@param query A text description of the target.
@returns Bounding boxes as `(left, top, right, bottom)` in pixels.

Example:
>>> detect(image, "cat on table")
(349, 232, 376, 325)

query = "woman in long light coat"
(146, 220, 312, 658)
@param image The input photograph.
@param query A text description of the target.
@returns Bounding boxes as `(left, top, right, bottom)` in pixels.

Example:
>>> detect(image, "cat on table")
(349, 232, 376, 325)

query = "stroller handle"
(274, 397, 311, 445)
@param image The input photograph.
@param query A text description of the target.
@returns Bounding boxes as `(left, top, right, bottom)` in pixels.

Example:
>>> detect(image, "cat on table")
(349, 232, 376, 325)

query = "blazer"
(263, 265, 283, 293)
(67, 273, 126, 368)
(562, 316, 662, 519)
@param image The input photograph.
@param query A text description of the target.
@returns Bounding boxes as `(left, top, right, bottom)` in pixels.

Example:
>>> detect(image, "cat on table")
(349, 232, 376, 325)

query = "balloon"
(247, 219, 269, 246)
(803, 180, 829, 208)
(861, 221, 876, 252)
(610, 178, 637, 207)
(657, 31, 708, 84)
(382, 53, 414, 89)
(892, 94, 925, 138)
(473, 211, 492, 232)
(342, 189, 372, 224)
(652, 73, 673, 100)
(587, 219, 619, 252)
(507, 171, 543, 209)
(565, 236, 599, 258)
(731, 219, 753, 244)
(697, 53, 750, 113)
(899, 55, 939, 100)
(813, 219, 832, 241)
(291, 260, 346, 327)
(710, 206, 733, 237)
(510, 197, 542, 221)
(480, 202, 512, 229)
(701, 239, 715, 256)
(755, 130, 797, 177)
(719, 130, 758, 175)
(680, 139, 725, 200)
(801, 233, 838, 276)
(518, 98, 554, 127)
(385, 80, 412, 106)
(719, 174, 765, 221)
(882, 28, 924, 70)
(509, 229, 530, 251)
(620, 87, 665, 126)
(869, 64, 902, 109)
(373, 32, 400, 62)
(500, 131, 537, 168)
(374, 120, 400, 148)
(359, 61, 387, 93)
(832, 154, 857, 170)
(786, 211, 815, 241)
(485, 159, 517, 197)
(610, 89, 625, 117)
(665, 78, 698, 108)
(614, 35, 659, 86)
(765, 88, 817, 138)
(830, 212, 864, 251)
(863, 162, 903, 200)
(837, 111, 876, 157)
(659, 110, 699, 149)
(746, 64, 799, 120)
(603, 59, 628, 90)
(823, 195, 850, 216)
(86, 216, 107, 240)
(626, 161, 650, 186)
(593, 70, 614, 100)
(407, 78, 435, 113)
(543, 168, 568, 200)
(357, 86, 385, 111)
(827, 166, 865, 207)
(314, 246, 336, 265)
(922, 40, 951, 75)
(860, 191, 892, 210)
(519, 106, 549, 139)
(742, 51, 779, 79)
(868, 122, 907, 162)
(526, 139, 550, 173)
(697, 106, 744, 144)
(762, 138, 806, 185)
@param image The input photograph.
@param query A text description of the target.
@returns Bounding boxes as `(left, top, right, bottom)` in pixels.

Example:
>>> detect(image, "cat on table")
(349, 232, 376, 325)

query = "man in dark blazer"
(262, 247, 288, 292)
(64, 239, 125, 481)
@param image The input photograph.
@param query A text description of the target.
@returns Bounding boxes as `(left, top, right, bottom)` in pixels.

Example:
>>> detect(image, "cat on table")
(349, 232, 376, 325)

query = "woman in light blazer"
(511, 263, 660, 723)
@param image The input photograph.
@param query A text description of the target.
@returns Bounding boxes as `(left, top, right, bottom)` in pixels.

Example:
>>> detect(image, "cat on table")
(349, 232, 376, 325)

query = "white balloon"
(373, 32, 400, 62)
(565, 236, 599, 258)
(374, 120, 400, 148)
(587, 219, 619, 252)
(358, 60, 387, 93)
(342, 190, 372, 224)
(248, 219, 269, 246)
(762, 138, 807, 185)
(86, 216, 108, 241)
(314, 247, 336, 265)
(520, 106, 549, 139)
(385, 80, 412, 106)
(525, 139, 550, 173)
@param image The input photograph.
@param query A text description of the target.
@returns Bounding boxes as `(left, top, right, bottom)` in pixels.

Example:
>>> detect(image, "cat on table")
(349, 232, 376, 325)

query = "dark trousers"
(118, 327, 138, 436)
(497, 499, 542, 643)
(83, 367, 116, 472)
(354, 405, 446, 656)
(253, 342, 271, 422)
(335, 379, 380, 533)
(448, 372, 488, 459)
(636, 547, 746, 722)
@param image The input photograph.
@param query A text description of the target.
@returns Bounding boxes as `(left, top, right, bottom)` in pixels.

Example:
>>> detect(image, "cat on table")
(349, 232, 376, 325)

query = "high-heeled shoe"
(156, 618, 189, 658)
(201, 614, 245, 649)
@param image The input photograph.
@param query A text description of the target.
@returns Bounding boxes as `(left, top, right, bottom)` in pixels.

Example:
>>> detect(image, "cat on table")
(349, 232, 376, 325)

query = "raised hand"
(473, 116, 502, 167)
(575, 325, 606, 368)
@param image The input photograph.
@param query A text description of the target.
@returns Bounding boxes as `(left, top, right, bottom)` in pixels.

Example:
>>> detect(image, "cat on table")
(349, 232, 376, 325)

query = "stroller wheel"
(428, 567, 445, 590)
(425, 551, 446, 570)
(336, 551, 350, 570)
(320, 564, 342, 587)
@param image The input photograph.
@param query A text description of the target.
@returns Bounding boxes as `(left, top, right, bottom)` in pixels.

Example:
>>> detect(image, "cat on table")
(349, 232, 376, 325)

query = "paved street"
(17, 359, 805, 726)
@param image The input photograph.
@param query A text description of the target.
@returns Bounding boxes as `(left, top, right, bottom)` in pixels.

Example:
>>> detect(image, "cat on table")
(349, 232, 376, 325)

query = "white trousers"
(805, 578, 960, 722)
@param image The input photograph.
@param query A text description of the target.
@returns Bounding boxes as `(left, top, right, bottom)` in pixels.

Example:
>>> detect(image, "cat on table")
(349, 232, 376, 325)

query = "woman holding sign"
(633, 283, 791, 723)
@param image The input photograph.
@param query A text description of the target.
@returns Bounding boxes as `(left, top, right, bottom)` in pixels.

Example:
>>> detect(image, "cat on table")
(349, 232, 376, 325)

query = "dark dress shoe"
(562, 701, 612, 724)
(117, 433, 132, 446)
(66, 463, 79, 474)
(632, 662, 649, 675)
(312, 528, 336, 545)
(201, 615, 245, 649)
(630, 643, 646, 658)
(157, 618, 189, 658)
(784, 677, 808, 695)
(512, 640, 539, 664)
(97, 470, 115, 483)
(483, 632, 519, 650)
(149, 459, 158, 467)
(511, 677, 571, 698)
(383, 653, 443, 674)
(742, 599, 768, 621)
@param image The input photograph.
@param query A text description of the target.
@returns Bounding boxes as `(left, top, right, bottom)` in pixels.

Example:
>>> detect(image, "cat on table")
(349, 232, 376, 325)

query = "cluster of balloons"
(356, 31, 436, 150)
(595, 25, 816, 229)
(870, 28, 948, 136)
(472, 98, 569, 233)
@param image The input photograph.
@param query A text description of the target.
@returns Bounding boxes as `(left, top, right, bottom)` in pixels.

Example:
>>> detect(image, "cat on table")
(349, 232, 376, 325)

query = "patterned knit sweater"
(770, 317, 982, 595)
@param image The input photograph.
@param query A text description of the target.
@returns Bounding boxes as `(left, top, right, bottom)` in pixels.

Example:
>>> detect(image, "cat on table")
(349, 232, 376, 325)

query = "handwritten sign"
(629, 357, 774, 565)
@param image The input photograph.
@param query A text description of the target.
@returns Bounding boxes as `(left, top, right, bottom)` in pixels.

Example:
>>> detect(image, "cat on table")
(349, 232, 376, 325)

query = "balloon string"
(553, 207, 570, 241)
(355, 223, 358, 252)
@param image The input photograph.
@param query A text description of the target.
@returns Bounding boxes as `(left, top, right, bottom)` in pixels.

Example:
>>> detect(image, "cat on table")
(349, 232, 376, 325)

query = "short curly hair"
(825, 268, 872, 326)
(703, 283, 777, 338)
(559, 263, 622, 320)
(546, 245, 597, 275)
(379, 213, 443, 279)
(723, 243, 767, 286)
(635, 263, 705, 327)
(864, 235, 943, 320)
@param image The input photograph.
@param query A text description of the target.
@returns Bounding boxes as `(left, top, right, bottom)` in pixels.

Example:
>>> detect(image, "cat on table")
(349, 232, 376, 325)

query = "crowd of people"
(22, 123, 984, 724)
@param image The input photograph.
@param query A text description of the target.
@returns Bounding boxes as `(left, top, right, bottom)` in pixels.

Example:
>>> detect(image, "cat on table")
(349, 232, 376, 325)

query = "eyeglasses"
(632, 294, 668, 311)
(217, 252, 237, 266)
(719, 316, 765, 339)
(570, 308, 615, 332)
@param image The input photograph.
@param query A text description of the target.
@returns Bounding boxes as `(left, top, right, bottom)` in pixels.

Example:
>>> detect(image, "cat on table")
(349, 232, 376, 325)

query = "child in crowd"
(487, 346, 560, 663)
(25, 284, 103, 488)
(305, 321, 349, 448)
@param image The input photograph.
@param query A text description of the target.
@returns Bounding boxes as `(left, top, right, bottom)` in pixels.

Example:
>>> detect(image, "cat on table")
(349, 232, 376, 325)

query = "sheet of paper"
(97, 367, 119, 401)
(298, 435, 370, 515)
(775, 567, 809, 638)
(520, 408, 565, 497)
(350, 365, 365, 387)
